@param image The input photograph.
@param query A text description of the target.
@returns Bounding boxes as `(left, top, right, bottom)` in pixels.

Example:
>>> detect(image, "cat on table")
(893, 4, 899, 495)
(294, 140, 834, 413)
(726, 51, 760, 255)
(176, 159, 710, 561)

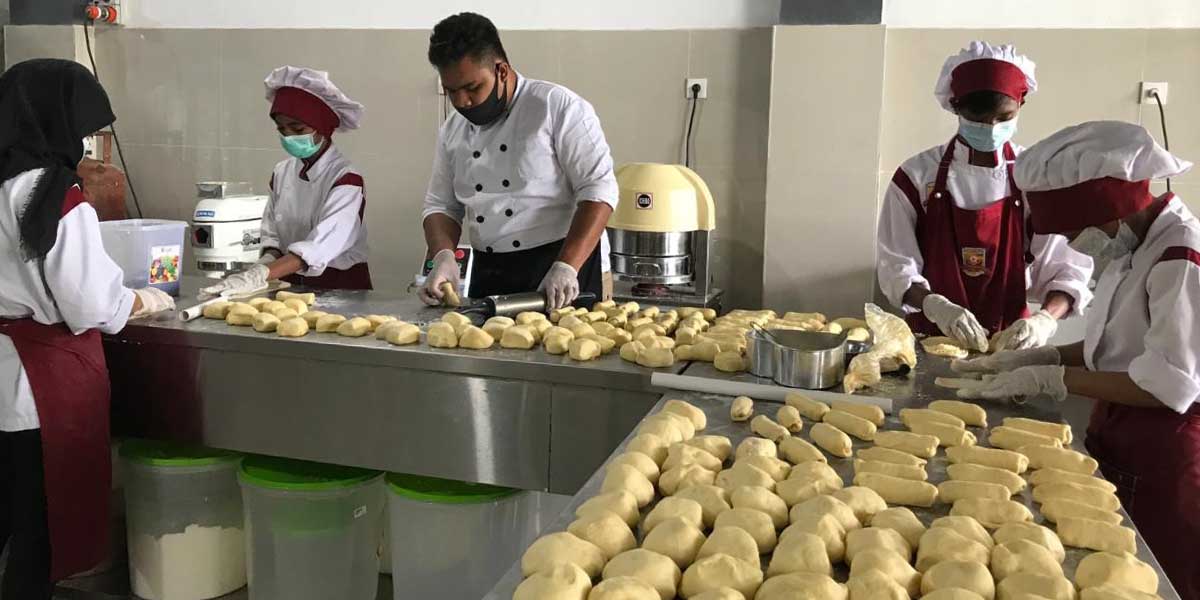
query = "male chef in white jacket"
(418, 12, 619, 309)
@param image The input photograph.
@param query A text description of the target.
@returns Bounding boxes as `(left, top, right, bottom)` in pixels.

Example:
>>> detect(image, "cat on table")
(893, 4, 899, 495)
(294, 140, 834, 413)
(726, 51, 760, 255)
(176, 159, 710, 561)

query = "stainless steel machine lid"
(608, 228, 692, 257)
(611, 254, 692, 285)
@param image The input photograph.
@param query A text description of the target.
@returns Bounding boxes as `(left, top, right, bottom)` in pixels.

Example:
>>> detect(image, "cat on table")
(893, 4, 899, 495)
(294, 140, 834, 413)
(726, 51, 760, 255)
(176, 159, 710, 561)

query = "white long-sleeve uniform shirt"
(264, 145, 368, 276)
(422, 74, 619, 257)
(1085, 196, 1200, 414)
(0, 169, 135, 431)
(877, 140, 1093, 313)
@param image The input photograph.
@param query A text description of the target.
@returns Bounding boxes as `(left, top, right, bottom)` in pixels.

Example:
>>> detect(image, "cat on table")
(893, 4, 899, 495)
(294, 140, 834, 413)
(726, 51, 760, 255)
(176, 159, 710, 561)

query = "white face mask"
(1069, 223, 1139, 277)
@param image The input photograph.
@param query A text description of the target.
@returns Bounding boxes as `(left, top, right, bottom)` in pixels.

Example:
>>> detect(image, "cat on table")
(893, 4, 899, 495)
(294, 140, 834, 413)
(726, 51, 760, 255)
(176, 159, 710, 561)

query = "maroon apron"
(0, 319, 111, 582)
(907, 137, 1031, 336)
(282, 262, 372, 290)
(1086, 393, 1200, 599)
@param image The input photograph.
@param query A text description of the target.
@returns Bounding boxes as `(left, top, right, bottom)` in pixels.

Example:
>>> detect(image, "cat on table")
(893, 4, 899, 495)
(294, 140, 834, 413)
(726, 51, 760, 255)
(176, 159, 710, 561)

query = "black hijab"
(0, 59, 115, 260)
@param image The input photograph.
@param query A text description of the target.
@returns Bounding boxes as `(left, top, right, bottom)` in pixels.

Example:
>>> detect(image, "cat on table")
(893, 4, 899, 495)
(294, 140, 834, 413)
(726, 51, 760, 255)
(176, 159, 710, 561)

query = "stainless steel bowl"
(771, 330, 847, 390)
(608, 228, 692, 257)
(747, 329, 776, 378)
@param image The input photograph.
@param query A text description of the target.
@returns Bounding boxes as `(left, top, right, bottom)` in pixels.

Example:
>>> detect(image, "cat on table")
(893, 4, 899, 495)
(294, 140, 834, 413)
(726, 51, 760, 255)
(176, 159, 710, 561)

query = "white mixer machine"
(190, 181, 269, 278)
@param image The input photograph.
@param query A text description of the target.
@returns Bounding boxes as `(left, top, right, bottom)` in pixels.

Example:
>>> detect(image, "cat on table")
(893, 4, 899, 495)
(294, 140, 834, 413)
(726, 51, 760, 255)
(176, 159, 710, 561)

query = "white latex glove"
(199, 264, 269, 298)
(922, 294, 989, 352)
(256, 250, 282, 265)
(418, 249, 461, 306)
(538, 261, 580, 310)
(957, 365, 1068, 402)
(992, 310, 1058, 352)
(952, 345, 1062, 375)
(131, 287, 175, 318)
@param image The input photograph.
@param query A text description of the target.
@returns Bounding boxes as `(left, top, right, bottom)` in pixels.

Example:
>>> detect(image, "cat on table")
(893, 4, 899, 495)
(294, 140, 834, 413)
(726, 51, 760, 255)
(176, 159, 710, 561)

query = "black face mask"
(456, 65, 508, 127)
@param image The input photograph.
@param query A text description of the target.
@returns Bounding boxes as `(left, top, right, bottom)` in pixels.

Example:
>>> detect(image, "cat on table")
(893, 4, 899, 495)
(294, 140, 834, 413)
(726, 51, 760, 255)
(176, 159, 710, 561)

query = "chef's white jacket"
(877, 140, 1093, 313)
(1085, 196, 1200, 414)
(422, 74, 619, 257)
(265, 145, 369, 276)
(0, 170, 134, 431)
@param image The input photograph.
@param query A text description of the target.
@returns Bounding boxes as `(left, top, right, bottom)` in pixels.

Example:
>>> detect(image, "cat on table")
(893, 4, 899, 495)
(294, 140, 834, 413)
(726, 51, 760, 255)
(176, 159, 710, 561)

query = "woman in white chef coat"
(0, 59, 174, 597)
(958, 121, 1200, 599)
(877, 41, 1091, 352)
(203, 66, 371, 296)
(418, 13, 618, 309)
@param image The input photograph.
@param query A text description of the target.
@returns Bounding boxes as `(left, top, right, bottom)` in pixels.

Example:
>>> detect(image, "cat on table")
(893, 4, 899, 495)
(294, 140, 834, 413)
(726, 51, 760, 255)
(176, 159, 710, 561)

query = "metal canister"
(747, 329, 777, 378)
(771, 330, 847, 390)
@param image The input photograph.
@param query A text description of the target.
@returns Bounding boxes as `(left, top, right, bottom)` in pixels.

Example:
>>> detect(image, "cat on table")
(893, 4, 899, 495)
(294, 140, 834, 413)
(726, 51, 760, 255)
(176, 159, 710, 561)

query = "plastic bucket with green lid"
(385, 472, 539, 599)
(120, 439, 241, 468)
(239, 455, 380, 492)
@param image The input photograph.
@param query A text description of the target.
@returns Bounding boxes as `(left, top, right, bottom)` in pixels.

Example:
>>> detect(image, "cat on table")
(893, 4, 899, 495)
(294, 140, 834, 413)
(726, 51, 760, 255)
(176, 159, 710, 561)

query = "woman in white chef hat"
(202, 66, 370, 296)
(876, 41, 1092, 353)
(957, 121, 1199, 598)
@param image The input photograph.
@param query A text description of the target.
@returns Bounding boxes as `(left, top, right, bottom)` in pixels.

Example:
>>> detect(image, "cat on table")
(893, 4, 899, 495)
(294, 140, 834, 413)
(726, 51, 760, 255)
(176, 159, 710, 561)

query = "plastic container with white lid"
(386, 473, 541, 600)
(120, 439, 246, 600)
(98, 219, 187, 296)
(238, 456, 385, 600)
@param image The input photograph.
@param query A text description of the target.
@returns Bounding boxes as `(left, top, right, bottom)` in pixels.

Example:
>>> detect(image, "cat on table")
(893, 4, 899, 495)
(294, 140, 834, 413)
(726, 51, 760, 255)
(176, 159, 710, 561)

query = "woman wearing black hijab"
(0, 59, 174, 597)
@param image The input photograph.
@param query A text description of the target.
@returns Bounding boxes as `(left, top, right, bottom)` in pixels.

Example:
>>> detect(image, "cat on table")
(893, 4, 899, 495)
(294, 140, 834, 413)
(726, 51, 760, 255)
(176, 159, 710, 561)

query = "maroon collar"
(299, 141, 332, 181)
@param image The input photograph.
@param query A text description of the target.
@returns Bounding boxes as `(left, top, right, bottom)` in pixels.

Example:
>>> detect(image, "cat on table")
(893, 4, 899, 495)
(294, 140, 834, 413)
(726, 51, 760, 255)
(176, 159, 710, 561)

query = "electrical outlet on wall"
(686, 78, 709, 99)
(86, 0, 127, 26)
(1140, 81, 1168, 105)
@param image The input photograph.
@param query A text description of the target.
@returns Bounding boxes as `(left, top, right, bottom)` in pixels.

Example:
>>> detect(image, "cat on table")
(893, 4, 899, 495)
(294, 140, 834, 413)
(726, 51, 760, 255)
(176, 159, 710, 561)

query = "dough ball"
(921, 560, 995, 600)
(995, 572, 1075, 600)
(385, 323, 421, 346)
(302, 310, 329, 326)
(845, 526, 912, 565)
(713, 351, 747, 373)
(638, 414, 685, 444)
(202, 300, 233, 319)
(514, 563, 592, 600)
(283, 299, 309, 316)
(427, 321, 459, 348)
(247, 297, 271, 309)
(458, 325, 495, 350)
(830, 486, 887, 523)
(931, 516, 994, 550)
(362, 314, 393, 331)
(946, 463, 1027, 495)
(483, 318, 514, 340)
(636, 347, 675, 368)
(642, 516, 707, 570)
(608, 329, 634, 347)
(315, 314, 347, 333)
(810, 423, 853, 459)
(501, 325, 538, 349)
(610, 451, 661, 484)
(949, 498, 1033, 529)
(730, 486, 788, 529)
(674, 485, 732, 528)
(336, 317, 372, 337)
(789, 495, 860, 533)
(225, 311, 256, 327)
(1075, 551, 1158, 594)
(277, 317, 309, 338)
(583, 334, 617, 354)
(866, 507, 924, 547)
(849, 548, 921, 597)
(990, 539, 1063, 581)
(644, 497, 705, 534)
(946, 445, 1029, 474)
(659, 463, 715, 497)
(854, 459, 928, 481)
(754, 571, 845, 600)
(572, 323, 598, 339)
(276, 290, 315, 305)
(664, 399, 707, 431)
(567, 512, 636, 560)
(782, 513, 847, 563)
(516, 311, 547, 325)
(272, 308, 299, 321)
(603, 549, 682, 600)
(715, 464, 775, 494)
(697, 527, 760, 568)
(259, 300, 286, 315)
(684, 436, 732, 462)
(915, 528, 991, 572)
(576, 490, 642, 528)
(588, 576, 659, 600)
(544, 330, 575, 355)
(785, 461, 843, 493)
(847, 570, 908, 600)
(252, 312, 280, 333)
(687, 588, 744, 600)
(767, 530, 832, 578)
(779, 437, 826, 465)
(664, 444, 724, 473)
(601, 464, 655, 508)
(714, 507, 777, 553)
(735, 437, 775, 461)
(569, 338, 602, 361)
(823, 410, 878, 442)
(629, 433, 670, 466)
(521, 531, 606, 578)
(776, 406, 804, 434)
(726, 396, 753, 422)
(679, 554, 763, 599)
(440, 311, 472, 332)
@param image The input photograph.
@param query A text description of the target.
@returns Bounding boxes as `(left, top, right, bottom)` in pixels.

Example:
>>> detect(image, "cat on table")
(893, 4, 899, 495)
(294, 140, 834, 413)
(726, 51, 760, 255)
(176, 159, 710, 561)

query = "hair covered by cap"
(934, 41, 1037, 112)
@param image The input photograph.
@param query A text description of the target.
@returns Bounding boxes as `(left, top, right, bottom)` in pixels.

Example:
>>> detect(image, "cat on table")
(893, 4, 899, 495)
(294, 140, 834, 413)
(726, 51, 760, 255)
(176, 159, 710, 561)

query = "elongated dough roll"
(831, 399, 886, 426)
(276, 290, 315, 305)
(823, 410, 877, 441)
(901, 407, 966, 429)
(874, 431, 939, 458)
(950, 498, 1033, 529)
(921, 560, 995, 600)
(987, 426, 1062, 451)
(937, 480, 1012, 503)
(907, 420, 977, 447)
(1075, 551, 1159, 595)
(996, 572, 1075, 600)
(1027, 468, 1116, 492)
(664, 399, 707, 431)
(929, 399, 988, 427)
(776, 405, 804, 433)
(931, 515, 994, 550)
(915, 528, 991, 572)
(1002, 417, 1072, 444)
(786, 392, 829, 421)
(730, 396, 753, 422)
(1033, 482, 1120, 511)
(1039, 498, 1123, 525)
(856, 446, 927, 466)
(854, 459, 927, 481)
(751, 415, 791, 442)
(779, 436, 826, 464)
(854, 472, 938, 507)
(1018, 444, 1098, 475)
(947, 445, 1029, 473)
(992, 522, 1066, 563)
(810, 423, 853, 458)
(946, 463, 1026, 494)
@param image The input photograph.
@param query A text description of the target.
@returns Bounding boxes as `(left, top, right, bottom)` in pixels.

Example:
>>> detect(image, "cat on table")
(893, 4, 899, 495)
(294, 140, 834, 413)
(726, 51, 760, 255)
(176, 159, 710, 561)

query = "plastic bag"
(843, 304, 917, 394)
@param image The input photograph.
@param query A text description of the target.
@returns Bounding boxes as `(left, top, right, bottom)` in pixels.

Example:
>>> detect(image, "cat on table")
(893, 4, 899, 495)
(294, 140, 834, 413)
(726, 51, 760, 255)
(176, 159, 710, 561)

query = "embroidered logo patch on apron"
(962, 247, 987, 277)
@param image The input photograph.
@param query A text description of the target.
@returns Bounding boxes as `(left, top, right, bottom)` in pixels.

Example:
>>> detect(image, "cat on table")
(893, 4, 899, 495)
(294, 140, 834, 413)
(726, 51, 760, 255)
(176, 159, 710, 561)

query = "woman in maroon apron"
(0, 59, 174, 598)
(959, 121, 1200, 599)
(201, 65, 371, 297)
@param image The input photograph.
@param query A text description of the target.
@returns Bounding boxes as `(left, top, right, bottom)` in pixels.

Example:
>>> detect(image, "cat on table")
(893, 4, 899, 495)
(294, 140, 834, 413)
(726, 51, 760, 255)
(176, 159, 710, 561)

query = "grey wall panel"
(780, 0, 882, 25)
(11, 0, 81, 25)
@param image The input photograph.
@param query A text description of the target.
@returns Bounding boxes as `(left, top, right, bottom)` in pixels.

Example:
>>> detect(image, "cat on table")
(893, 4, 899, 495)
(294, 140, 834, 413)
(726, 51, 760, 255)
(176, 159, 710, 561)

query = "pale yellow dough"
(601, 549, 681, 600)
(276, 290, 315, 305)
(785, 392, 830, 421)
(946, 445, 1029, 474)
(750, 415, 790, 442)
(992, 522, 1066, 563)
(610, 451, 661, 484)
(929, 399, 989, 427)
(513, 564, 592, 600)
(995, 572, 1075, 600)
(849, 548, 921, 597)
(1074, 551, 1159, 595)
(915, 527, 991, 571)
(922, 336, 970, 359)
(921, 560, 995, 600)
(856, 446, 927, 467)
(874, 430, 939, 459)
(384, 323, 420, 346)
(277, 317, 309, 337)
(854, 472, 938, 507)
(831, 399, 886, 426)
(779, 437, 825, 464)
(314, 314, 346, 333)
(588, 576, 659, 600)
(679, 554, 763, 599)
(730, 486, 788, 529)
(1055, 516, 1136, 554)
(642, 517, 706, 570)
(823, 410, 877, 441)
(336, 317, 372, 337)
(869, 506, 926, 548)
(696, 525, 759, 568)
(684, 436, 731, 462)
(811, 423, 853, 458)
(990, 539, 1063, 580)
(845, 526, 912, 564)
(302, 310, 329, 327)
(252, 312, 280, 332)
(754, 571, 844, 600)
(658, 464, 716, 497)
(730, 396, 754, 422)
(282, 299, 309, 316)
(949, 498, 1034, 529)
(766, 530, 833, 577)
(946, 463, 1027, 494)
(567, 512, 636, 560)
(854, 459, 927, 481)
(569, 338, 602, 361)
(576, 491, 640, 528)
(674, 485, 732, 528)
(908, 420, 977, 447)
(202, 300, 233, 319)
(601, 464, 655, 508)
(521, 532, 606, 578)
(628, 433, 669, 465)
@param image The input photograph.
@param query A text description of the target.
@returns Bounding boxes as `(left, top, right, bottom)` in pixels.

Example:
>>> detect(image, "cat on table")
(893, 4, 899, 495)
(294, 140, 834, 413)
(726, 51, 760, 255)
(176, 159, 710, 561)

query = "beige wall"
(87, 27, 772, 305)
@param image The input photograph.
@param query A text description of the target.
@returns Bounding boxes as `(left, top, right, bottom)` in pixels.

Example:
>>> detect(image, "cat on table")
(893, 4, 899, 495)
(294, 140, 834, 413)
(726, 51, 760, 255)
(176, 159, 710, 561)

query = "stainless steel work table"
(103, 278, 685, 494)
(485, 357, 1181, 599)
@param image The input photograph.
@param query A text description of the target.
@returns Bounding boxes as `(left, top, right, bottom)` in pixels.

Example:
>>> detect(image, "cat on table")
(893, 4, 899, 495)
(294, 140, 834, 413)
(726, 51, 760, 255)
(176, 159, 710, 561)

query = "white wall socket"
(686, 78, 708, 99)
(1140, 81, 1168, 105)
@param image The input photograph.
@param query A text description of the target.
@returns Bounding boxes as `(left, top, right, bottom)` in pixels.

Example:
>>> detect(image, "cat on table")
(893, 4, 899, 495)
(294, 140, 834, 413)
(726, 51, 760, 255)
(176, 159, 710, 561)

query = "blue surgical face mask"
(958, 116, 1018, 152)
(280, 133, 322, 159)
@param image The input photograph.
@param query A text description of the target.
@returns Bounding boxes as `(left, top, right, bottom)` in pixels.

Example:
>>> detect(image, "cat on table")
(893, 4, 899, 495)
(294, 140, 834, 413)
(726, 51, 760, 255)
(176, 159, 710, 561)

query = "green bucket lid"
(386, 472, 519, 504)
(239, 456, 381, 492)
(119, 439, 240, 468)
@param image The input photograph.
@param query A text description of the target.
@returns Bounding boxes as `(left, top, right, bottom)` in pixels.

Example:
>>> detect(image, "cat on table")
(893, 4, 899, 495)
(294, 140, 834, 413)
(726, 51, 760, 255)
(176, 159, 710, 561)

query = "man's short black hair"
(953, 90, 1017, 116)
(428, 12, 509, 69)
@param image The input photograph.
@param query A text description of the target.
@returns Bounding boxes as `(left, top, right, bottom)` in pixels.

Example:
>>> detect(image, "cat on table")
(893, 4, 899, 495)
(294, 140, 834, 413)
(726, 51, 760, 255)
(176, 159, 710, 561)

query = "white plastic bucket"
(99, 219, 187, 296)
